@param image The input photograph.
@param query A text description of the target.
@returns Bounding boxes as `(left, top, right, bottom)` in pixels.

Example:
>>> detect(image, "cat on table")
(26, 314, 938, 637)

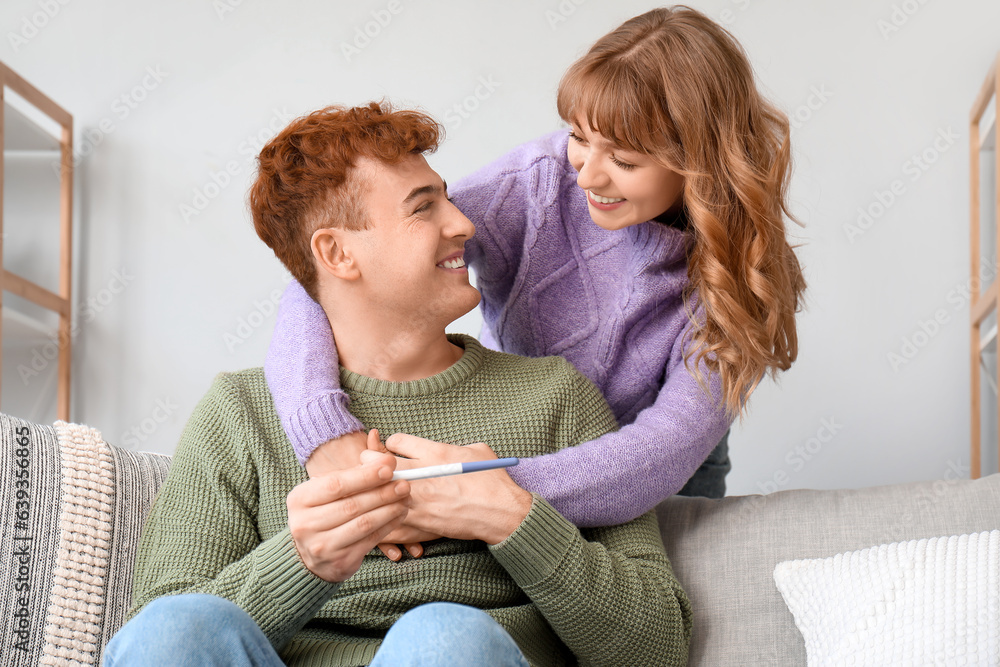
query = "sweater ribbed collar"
(338, 333, 485, 397)
(626, 211, 693, 273)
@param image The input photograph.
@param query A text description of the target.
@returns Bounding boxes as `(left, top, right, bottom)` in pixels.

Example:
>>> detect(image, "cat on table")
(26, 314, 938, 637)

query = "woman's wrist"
(304, 431, 367, 478)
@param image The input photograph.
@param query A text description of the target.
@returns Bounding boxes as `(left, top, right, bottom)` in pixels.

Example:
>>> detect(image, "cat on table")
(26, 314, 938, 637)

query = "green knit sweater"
(130, 334, 692, 666)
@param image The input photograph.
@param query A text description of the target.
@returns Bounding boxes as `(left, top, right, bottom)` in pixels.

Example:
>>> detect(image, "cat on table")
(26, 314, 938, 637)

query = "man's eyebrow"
(401, 182, 444, 207)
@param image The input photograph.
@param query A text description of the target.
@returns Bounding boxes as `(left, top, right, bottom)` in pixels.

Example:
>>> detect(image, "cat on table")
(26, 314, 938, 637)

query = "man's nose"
(447, 204, 476, 240)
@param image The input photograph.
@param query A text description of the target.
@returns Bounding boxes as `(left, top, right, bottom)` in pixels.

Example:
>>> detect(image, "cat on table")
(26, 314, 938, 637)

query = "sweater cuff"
(253, 528, 341, 645)
(488, 494, 579, 586)
(284, 391, 366, 465)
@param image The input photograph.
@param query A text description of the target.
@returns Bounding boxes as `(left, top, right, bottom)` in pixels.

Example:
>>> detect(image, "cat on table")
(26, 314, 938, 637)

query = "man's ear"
(311, 227, 361, 281)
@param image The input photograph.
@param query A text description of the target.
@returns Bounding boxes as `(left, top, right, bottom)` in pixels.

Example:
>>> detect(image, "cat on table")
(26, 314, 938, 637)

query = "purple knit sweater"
(265, 131, 734, 527)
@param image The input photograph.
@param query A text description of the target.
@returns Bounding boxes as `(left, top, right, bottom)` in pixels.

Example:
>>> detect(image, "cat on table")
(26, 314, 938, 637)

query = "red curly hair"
(249, 101, 442, 300)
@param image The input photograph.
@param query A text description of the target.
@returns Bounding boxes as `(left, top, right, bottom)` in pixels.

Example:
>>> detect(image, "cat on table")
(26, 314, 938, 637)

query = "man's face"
(349, 153, 481, 328)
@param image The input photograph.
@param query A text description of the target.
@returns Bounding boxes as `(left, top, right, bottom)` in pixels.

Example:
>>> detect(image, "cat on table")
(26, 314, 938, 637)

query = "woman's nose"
(576, 155, 608, 191)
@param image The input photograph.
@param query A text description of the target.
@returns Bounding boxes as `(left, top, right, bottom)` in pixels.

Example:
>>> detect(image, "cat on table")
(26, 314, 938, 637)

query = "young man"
(106, 102, 691, 666)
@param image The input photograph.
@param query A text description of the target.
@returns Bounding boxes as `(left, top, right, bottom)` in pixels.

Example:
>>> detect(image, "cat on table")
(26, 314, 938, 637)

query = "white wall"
(1, 0, 997, 495)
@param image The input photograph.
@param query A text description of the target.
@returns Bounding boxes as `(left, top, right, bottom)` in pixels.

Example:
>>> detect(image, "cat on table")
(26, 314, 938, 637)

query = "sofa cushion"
(772, 530, 1000, 665)
(656, 474, 1000, 666)
(0, 412, 170, 666)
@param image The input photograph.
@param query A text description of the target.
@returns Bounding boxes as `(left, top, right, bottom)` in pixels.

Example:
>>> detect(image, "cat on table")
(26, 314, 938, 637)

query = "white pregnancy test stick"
(391, 457, 519, 481)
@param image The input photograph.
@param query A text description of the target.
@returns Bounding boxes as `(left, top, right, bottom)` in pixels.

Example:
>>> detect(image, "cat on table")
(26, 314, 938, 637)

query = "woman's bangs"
(559, 63, 661, 156)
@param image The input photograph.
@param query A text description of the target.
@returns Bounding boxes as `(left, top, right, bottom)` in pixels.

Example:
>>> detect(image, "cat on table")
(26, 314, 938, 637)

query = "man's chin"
(441, 289, 482, 327)
(415, 287, 481, 328)
(453, 289, 482, 320)
(466, 290, 483, 315)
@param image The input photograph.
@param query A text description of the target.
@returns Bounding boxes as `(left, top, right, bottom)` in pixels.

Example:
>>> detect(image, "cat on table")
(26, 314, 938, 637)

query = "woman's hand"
(382, 433, 532, 545)
(304, 430, 368, 479)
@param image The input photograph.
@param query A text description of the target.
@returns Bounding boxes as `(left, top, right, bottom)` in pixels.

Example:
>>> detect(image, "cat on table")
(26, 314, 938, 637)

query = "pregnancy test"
(391, 458, 519, 481)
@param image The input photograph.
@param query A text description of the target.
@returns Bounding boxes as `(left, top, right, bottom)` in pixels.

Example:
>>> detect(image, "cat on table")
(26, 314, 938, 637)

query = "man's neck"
(327, 313, 464, 382)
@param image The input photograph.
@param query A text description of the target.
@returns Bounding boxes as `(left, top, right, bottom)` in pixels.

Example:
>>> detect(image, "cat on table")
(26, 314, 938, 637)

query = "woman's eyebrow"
(575, 126, 624, 152)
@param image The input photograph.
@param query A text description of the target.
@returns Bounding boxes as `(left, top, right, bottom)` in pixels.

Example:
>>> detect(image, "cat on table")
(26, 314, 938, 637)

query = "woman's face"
(566, 117, 685, 231)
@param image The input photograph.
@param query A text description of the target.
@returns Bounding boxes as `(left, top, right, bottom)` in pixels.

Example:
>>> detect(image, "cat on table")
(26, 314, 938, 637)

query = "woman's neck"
(653, 203, 687, 230)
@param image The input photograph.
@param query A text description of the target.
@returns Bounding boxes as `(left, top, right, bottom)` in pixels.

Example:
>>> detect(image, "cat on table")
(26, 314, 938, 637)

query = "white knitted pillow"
(773, 531, 1000, 666)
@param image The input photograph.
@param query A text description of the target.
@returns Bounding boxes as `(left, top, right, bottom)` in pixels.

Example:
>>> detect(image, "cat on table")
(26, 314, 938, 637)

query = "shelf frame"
(970, 51, 1000, 479)
(0, 60, 73, 421)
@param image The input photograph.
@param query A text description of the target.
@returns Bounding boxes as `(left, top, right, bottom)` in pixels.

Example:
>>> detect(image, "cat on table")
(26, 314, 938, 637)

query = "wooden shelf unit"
(970, 52, 1000, 479)
(0, 60, 73, 421)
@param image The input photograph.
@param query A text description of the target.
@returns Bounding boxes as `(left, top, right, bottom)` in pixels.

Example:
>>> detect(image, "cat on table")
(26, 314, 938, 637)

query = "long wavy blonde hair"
(557, 6, 806, 420)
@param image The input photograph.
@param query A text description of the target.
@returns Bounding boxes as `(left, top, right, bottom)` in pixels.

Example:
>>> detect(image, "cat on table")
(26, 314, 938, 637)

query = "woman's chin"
(587, 207, 641, 231)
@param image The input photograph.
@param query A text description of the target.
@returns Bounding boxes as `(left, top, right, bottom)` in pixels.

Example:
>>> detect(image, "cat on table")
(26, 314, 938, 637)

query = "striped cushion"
(0, 412, 170, 666)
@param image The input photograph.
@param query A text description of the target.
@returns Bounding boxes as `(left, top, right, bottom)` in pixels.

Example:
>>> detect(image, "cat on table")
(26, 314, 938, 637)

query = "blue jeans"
(104, 594, 529, 666)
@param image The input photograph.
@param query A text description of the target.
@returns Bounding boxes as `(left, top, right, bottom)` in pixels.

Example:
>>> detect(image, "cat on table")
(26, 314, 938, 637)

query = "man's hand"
(383, 433, 532, 545)
(304, 429, 437, 562)
(287, 450, 410, 582)
(360, 430, 439, 560)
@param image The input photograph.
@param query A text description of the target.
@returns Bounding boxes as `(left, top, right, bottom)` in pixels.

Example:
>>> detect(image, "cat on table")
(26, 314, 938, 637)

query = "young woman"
(265, 6, 805, 545)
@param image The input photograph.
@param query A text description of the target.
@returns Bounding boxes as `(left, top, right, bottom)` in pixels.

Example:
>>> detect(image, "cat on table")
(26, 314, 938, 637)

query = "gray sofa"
(2, 411, 997, 666)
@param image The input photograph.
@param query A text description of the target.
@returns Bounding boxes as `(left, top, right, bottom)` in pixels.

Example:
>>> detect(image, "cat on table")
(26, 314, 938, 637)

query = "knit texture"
(0, 412, 170, 666)
(266, 131, 734, 526)
(773, 531, 1000, 665)
(40, 422, 114, 666)
(132, 335, 692, 666)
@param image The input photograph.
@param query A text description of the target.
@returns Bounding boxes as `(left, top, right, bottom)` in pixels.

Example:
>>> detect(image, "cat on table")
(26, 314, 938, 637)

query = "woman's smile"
(587, 190, 627, 210)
